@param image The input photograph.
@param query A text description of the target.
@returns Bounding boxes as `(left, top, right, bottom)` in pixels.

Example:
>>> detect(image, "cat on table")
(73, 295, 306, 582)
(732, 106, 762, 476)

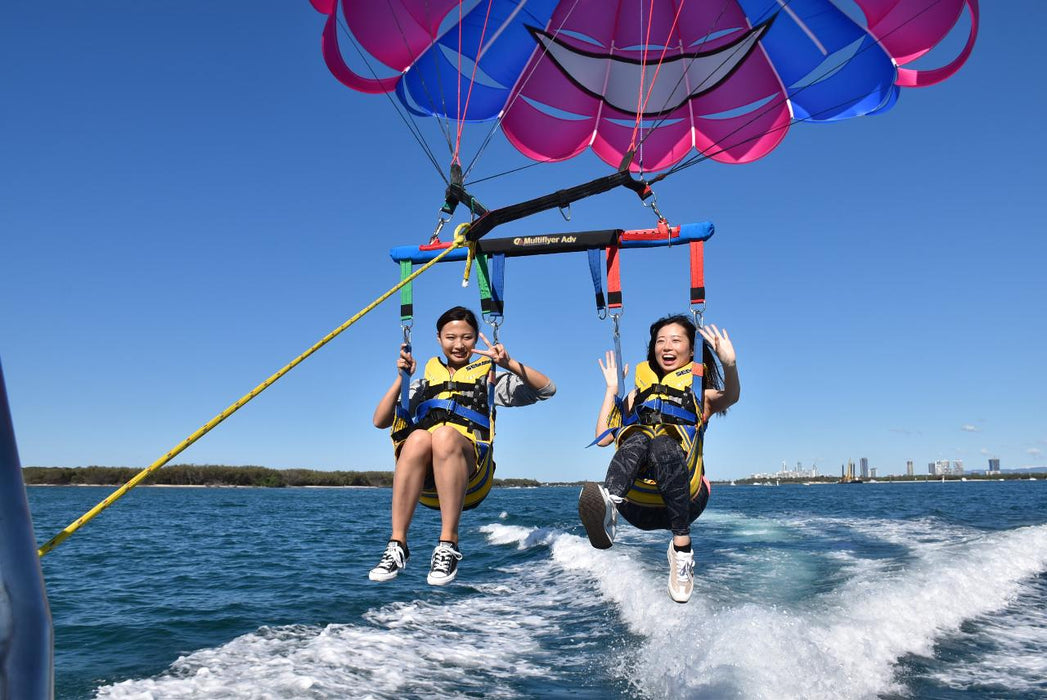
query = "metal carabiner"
(642, 187, 665, 223)
(559, 202, 572, 222)
(690, 305, 705, 328)
(429, 215, 450, 245)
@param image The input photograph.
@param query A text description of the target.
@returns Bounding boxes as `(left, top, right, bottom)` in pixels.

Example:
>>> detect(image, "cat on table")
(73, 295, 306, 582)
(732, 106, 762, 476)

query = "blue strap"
(693, 362, 705, 426)
(637, 398, 698, 425)
(489, 253, 505, 319)
(586, 249, 606, 318)
(415, 398, 491, 431)
(613, 328, 625, 401)
(398, 342, 413, 423)
(586, 396, 632, 447)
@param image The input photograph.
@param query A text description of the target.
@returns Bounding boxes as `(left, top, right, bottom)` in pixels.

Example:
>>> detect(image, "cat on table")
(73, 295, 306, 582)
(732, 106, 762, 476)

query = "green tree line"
(22, 465, 539, 489)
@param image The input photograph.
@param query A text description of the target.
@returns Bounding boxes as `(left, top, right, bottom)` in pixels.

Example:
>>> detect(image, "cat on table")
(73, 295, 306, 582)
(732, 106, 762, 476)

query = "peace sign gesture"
(472, 332, 511, 369)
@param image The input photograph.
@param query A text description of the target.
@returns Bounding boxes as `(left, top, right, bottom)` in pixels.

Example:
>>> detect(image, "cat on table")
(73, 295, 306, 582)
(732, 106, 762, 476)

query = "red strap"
(606, 245, 622, 309)
(620, 223, 679, 242)
(689, 240, 705, 306)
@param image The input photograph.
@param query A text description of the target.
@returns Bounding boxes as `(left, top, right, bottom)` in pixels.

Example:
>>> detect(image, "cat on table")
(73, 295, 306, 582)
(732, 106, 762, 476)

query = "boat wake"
(96, 517, 1047, 699)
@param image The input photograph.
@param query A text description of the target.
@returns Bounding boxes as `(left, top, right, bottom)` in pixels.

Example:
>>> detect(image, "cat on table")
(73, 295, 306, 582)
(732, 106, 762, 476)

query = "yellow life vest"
(390, 356, 496, 511)
(616, 361, 705, 508)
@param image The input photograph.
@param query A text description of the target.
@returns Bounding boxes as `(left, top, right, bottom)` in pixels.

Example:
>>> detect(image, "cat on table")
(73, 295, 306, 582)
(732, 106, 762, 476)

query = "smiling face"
(653, 322, 694, 373)
(438, 319, 478, 369)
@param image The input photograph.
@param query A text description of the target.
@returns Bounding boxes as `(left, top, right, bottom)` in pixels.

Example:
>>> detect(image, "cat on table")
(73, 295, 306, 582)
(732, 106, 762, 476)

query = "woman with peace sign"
(371, 306, 555, 585)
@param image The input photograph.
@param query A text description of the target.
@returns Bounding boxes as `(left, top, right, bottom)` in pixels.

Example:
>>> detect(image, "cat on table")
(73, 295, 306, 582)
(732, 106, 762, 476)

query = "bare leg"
(429, 426, 475, 544)
(390, 429, 433, 545)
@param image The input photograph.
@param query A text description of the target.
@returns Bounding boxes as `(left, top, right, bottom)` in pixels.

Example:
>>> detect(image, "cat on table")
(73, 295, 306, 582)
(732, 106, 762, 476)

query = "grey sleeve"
(407, 378, 426, 414)
(492, 372, 556, 407)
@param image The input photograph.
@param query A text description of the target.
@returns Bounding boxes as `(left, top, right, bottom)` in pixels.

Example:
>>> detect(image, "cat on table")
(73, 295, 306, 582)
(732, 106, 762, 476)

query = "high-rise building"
(928, 462, 935, 475)
(906, 460, 914, 477)
(870, 468, 877, 478)
(860, 457, 869, 479)
(989, 458, 1001, 473)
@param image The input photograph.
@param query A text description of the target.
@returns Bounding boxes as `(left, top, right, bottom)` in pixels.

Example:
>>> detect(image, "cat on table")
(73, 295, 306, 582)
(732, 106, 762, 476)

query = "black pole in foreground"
(0, 357, 53, 699)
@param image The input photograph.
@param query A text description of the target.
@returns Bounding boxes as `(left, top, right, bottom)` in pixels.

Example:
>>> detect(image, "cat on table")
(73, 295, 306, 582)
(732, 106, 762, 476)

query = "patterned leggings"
(604, 431, 708, 537)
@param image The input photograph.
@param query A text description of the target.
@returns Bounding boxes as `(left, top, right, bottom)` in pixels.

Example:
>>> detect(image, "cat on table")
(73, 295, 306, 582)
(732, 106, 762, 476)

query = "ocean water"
(27, 480, 1047, 699)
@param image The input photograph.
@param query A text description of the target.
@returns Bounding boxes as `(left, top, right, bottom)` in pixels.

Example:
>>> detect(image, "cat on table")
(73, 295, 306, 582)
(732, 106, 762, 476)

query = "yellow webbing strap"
(38, 239, 466, 557)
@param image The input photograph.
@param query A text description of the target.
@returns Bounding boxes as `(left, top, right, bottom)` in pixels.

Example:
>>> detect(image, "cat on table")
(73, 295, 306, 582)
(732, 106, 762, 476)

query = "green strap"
(399, 260, 414, 322)
(473, 253, 494, 319)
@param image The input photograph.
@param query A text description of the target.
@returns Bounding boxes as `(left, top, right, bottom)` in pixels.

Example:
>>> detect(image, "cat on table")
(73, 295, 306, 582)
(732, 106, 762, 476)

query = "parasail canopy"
(311, 0, 978, 174)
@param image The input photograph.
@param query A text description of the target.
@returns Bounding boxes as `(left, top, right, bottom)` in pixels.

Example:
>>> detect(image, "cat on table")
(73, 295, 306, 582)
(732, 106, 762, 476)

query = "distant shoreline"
(21, 466, 1043, 490)
(19, 465, 540, 489)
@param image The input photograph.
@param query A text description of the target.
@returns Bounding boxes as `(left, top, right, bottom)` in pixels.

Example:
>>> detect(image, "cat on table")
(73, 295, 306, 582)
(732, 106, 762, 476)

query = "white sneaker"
(667, 541, 695, 603)
(578, 482, 617, 549)
(427, 541, 463, 586)
(368, 540, 408, 581)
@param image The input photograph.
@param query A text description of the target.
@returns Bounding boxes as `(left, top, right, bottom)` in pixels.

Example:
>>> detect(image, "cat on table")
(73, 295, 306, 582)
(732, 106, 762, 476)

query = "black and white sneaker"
(427, 541, 462, 586)
(369, 540, 409, 581)
(578, 481, 617, 549)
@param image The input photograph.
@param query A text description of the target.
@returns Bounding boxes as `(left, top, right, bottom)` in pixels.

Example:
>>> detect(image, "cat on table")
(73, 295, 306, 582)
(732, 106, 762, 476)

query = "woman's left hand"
(698, 324, 736, 367)
(474, 332, 511, 369)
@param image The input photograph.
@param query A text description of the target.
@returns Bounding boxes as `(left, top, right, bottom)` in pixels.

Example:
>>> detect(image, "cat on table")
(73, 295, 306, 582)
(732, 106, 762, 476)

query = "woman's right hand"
(597, 350, 627, 392)
(397, 344, 416, 375)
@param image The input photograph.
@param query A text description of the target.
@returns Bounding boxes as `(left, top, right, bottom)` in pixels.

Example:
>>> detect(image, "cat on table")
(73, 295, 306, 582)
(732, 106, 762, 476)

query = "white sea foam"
(550, 518, 1047, 699)
(97, 523, 597, 699)
(927, 581, 1047, 693)
(477, 522, 558, 549)
(94, 515, 1047, 699)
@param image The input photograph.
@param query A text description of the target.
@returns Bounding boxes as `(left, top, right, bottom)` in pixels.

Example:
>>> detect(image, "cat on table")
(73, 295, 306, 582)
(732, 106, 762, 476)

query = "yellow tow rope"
(38, 236, 468, 557)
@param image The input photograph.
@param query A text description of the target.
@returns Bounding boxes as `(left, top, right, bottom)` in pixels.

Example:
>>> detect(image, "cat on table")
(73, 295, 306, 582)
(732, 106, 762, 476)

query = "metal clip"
(429, 216, 449, 245)
(690, 305, 705, 328)
(559, 202, 572, 222)
(488, 318, 501, 345)
(643, 188, 665, 223)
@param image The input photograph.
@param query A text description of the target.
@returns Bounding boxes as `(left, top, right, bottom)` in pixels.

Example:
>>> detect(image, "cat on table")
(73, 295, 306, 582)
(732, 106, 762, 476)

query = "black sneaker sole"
(578, 481, 613, 549)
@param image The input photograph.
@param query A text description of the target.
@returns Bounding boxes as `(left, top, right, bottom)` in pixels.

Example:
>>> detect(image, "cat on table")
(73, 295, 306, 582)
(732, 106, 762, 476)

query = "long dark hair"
(435, 306, 479, 334)
(645, 314, 724, 394)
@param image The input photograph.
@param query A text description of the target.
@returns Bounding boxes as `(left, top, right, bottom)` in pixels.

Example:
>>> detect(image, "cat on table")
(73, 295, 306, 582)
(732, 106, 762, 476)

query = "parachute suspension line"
(464, 159, 549, 188)
(633, 0, 749, 155)
(452, 0, 497, 165)
(628, 0, 657, 165)
(36, 239, 466, 558)
(382, 0, 456, 155)
(461, 0, 586, 181)
(334, 13, 448, 183)
(636, 0, 688, 119)
(452, 0, 465, 165)
(659, 91, 881, 179)
(653, 0, 953, 182)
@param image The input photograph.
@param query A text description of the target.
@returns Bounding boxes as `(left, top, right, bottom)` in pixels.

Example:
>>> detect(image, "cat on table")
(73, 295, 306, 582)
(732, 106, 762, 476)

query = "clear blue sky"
(2, 2, 1043, 482)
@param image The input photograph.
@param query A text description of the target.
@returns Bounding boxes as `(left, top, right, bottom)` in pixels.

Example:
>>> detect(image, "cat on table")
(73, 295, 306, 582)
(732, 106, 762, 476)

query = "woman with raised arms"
(579, 315, 739, 602)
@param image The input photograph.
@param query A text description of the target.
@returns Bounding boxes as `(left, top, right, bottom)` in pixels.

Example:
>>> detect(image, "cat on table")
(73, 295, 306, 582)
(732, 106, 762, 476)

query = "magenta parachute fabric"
(311, 0, 979, 172)
(855, 0, 980, 87)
